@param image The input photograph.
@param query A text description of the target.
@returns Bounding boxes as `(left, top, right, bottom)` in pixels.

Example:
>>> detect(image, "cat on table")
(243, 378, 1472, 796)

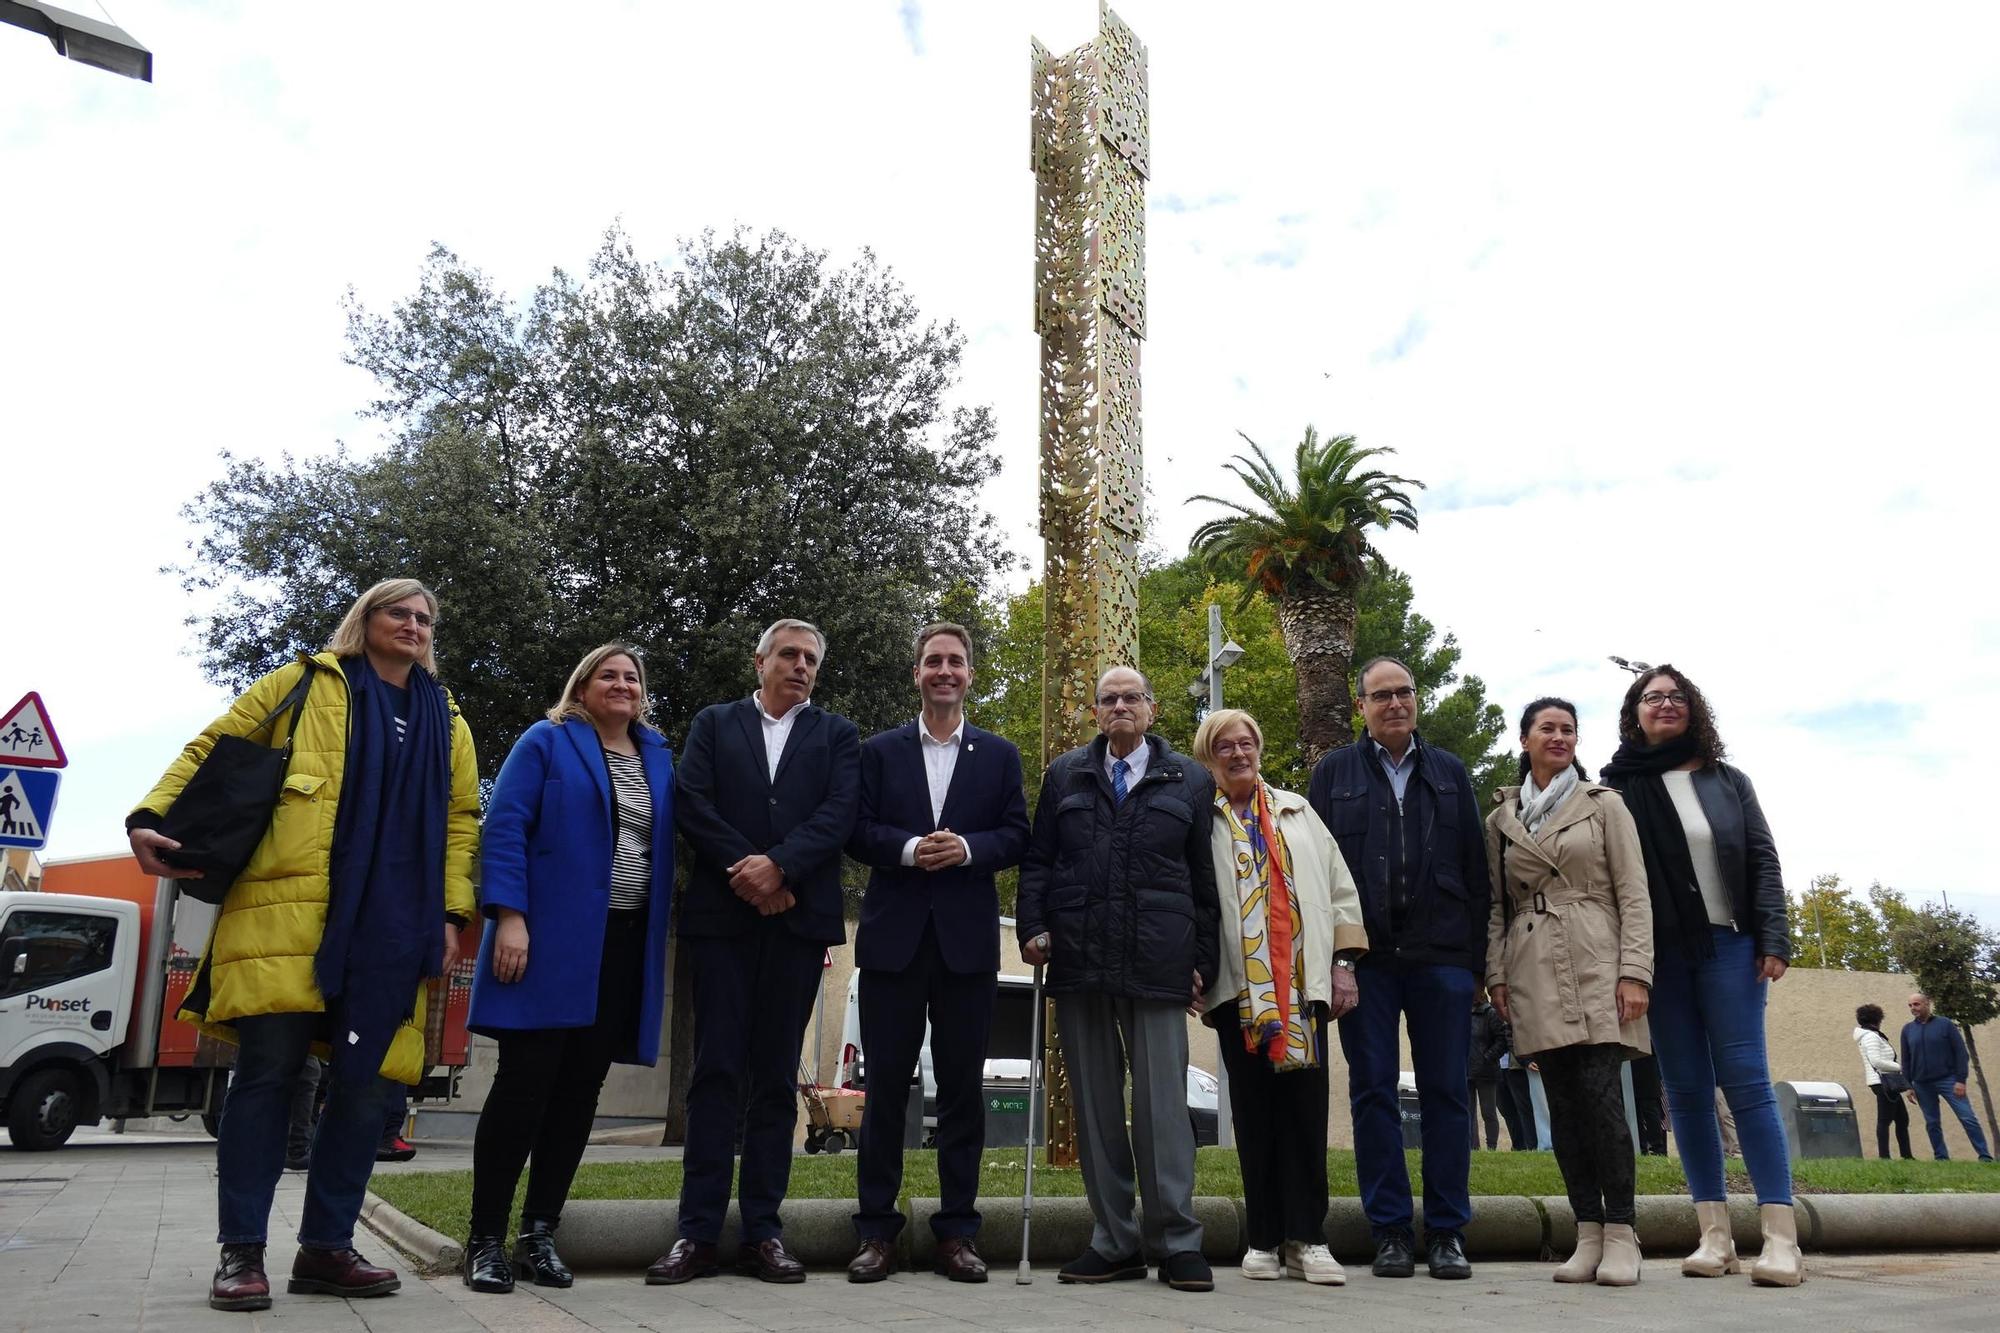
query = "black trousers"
(1469, 1078, 1501, 1150)
(854, 920, 996, 1241)
(679, 920, 825, 1245)
(1501, 1066, 1536, 1149)
(1217, 1011, 1330, 1250)
(1629, 1054, 1667, 1155)
(1538, 1043, 1636, 1226)
(469, 908, 645, 1236)
(1872, 1083, 1914, 1159)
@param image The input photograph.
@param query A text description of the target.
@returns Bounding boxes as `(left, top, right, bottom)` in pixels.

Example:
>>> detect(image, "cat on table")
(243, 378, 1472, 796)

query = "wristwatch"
(1333, 956, 1357, 972)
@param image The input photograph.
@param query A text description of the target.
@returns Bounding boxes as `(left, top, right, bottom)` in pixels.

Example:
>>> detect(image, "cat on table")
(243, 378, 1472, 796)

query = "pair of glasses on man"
(376, 605, 435, 628)
(1363, 686, 1415, 704)
(1095, 692, 1152, 707)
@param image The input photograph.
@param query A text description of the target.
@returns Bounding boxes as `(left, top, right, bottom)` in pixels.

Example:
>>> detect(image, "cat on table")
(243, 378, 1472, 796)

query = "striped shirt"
(604, 750, 653, 910)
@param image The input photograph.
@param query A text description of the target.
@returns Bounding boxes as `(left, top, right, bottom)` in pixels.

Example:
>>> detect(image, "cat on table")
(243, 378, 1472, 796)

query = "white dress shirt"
(1104, 736, 1151, 789)
(901, 717, 973, 866)
(754, 692, 810, 783)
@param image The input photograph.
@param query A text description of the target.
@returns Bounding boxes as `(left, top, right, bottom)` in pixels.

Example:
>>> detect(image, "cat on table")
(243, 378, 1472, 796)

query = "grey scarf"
(1519, 766, 1580, 835)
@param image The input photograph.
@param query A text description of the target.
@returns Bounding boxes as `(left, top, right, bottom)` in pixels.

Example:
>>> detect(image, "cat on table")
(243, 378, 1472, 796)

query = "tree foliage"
(175, 226, 1011, 770)
(1787, 873, 1902, 972)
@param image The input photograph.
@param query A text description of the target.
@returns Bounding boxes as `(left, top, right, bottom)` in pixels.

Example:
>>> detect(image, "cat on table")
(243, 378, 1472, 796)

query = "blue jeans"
(1648, 925, 1792, 1205)
(1912, 1077, 1993, 1161)
(216, 1012, 388, 1248)
(1336, 958, 1474, 1238)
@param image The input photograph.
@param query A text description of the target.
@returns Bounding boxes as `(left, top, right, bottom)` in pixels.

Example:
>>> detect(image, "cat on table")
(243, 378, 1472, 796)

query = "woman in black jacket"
(1599, 665, 1798, 1288)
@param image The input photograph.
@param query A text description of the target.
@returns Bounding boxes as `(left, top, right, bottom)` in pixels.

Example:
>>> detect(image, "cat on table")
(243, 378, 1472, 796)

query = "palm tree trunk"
(1274, 581, 1359, 766)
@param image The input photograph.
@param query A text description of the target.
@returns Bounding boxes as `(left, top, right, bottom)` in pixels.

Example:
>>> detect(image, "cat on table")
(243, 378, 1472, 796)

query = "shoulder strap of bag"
(248, 659, 318, 752)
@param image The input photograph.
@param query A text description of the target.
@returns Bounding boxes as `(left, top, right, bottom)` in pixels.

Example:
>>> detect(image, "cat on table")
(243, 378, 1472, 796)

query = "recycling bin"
(1775, 1080, 1862, 1160)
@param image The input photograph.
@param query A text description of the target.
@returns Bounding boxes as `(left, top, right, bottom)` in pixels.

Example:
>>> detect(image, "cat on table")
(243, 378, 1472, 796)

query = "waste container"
(1775, 1080, 1862, 1160)
(981, 1078, 1046, 1149)
(1398, 1070, 1422, 1148)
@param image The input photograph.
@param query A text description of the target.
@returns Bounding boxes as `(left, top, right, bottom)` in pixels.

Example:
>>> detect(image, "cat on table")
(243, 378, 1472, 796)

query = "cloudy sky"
(5, 2, 1997, 932)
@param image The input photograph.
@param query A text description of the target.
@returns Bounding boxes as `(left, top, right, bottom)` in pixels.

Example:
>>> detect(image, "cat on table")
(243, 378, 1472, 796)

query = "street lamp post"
(1, 1, 152, 81)
(1188, 602, 1246, 1146)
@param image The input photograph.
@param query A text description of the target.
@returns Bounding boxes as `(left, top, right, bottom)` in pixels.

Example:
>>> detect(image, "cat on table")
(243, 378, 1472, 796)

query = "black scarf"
(1598, 732, 1713, 964)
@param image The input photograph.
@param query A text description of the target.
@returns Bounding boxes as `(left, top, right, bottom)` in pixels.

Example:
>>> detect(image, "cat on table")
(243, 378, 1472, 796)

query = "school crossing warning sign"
(0, 692, 66, 768)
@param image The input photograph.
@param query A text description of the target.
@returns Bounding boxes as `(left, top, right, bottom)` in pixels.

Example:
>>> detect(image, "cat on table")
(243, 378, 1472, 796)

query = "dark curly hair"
(1617, 663, 1726, 765)
(1856, 1003, 1885, 1030)
(1516, 696, 1591, 781)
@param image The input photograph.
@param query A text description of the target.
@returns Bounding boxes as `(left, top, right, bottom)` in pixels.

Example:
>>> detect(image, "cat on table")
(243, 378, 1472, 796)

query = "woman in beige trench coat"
(1485, 698, 1653, 1287)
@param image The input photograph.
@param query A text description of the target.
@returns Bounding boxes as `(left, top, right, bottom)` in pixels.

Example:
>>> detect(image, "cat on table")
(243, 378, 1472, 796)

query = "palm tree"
(1190, 427, 1422, 764)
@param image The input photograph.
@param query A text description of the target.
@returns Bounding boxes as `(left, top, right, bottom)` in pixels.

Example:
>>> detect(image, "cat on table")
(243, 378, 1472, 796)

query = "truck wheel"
(202, 1113, 223, 1139)
(6, 1067, 84, 1151)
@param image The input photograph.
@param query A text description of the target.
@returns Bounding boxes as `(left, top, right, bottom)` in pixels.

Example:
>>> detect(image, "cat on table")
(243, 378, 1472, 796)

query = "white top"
(1662, 769, 1733, 927)
(1854, 1025, 1902, 1088)
(1105, 738, 1151, 790)
(753, 692, 810, 783)
(900, 718, 972, 867)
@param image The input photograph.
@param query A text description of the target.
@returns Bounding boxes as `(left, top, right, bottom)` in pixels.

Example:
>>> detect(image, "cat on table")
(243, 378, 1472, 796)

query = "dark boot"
(511, 1217, 573, 1288)
(209, 1244, 271, 1312)
(463, 1234, 514, 1294)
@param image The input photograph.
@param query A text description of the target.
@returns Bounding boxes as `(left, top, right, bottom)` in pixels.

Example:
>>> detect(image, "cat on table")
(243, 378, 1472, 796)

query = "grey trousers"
(1054, 992, 1203, 1261)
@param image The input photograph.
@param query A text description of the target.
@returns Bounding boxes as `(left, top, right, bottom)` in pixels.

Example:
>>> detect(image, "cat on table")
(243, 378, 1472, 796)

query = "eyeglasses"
(377, 606, 435, 628)
(1211, 740, 1259, 757)
(1640, 691, 1688, 708)
(1095, 692, 1151, 708)
(1364, 686, 1416, 705)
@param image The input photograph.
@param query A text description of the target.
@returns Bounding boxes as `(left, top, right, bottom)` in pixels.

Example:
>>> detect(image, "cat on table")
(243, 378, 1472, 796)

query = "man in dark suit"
(647, 619, 860, 1286)
(844, 623, 1029, 1284)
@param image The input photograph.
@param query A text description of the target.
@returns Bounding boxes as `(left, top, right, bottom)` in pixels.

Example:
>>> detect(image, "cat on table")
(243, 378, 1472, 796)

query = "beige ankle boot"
(1749, 1203, 1803, 1287)
(1682, 1200, 1740, 1277)
(1595, 1223, 1642, 1286)
(1552, 1222, 1603, 1283)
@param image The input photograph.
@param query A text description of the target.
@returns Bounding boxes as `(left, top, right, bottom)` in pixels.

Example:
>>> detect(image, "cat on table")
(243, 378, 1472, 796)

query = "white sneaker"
(1242, 1246, 1283, 1279)
(1285, 1241, 1347, 1286)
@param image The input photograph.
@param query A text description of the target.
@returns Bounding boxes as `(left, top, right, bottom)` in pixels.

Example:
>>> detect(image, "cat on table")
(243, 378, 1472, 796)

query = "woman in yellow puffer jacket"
(128, 578, 478, 1314)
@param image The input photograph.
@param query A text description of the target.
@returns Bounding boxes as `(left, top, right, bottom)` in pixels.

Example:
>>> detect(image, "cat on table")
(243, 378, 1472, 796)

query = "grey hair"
(1094, 664, 1153, 698)
(1356, 655, 1415, 693)
(756, 618, 827, 660)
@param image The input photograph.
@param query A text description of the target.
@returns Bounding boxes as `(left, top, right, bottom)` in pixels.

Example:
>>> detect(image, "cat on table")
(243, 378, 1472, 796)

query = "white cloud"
(4, 2, 1996, 929)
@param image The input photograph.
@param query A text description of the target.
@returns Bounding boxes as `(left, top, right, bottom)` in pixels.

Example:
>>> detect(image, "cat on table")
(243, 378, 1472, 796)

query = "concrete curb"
(359, 1191, 462, 1274)
(365, 1192, 2000, 1273)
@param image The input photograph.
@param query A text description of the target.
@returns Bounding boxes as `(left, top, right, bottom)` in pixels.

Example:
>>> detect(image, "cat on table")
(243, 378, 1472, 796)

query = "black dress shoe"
(1426, 1232, 1472, 1280)
(1372, 1234, 1416, 1278)
(512, 1218, 572, 1288)
(463, 1235, 513, 1294)
(1157, 1251, 1214, 1292)
(1058, 1248, 1146, 1283)
(646, 1238, 720, 1285)
(739, 1237, 807, 1283)
(848, 1238, 896, 1283)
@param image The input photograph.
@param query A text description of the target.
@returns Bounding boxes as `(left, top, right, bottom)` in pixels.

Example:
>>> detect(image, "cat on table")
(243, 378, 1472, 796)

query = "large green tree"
(176, 226, 1011, 768)
(1787, 873, 1900, 972)
(1890, 905, 2000, 1149)
(1189, 427, 1421, 765)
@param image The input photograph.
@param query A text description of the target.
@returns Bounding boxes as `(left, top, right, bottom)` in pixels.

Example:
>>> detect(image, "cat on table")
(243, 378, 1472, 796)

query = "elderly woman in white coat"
(1485, 697, 1653, 1288)
(1193, 709, 1367, 1288)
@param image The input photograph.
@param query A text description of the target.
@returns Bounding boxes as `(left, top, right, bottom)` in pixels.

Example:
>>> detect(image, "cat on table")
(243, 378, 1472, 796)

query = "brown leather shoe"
(645, 1238, 720, 1285)
(287, 1245, 400, 1298)
(848, 1238, 897, 1283)
(209, 1244, 271, 1312)
(934, 1237, 989, 1283)
(739, 1236, 807, 1283)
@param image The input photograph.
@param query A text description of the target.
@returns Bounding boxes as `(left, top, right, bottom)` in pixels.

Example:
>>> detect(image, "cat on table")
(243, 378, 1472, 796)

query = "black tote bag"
(157, 661, 320, 905)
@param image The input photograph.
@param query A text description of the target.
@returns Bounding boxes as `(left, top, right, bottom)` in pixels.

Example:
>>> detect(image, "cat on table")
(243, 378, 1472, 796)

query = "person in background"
(1900, 992, 1993, 1162)
(285, 1057, 323, 1172)
(1629, 1055, 1668, 1156)
(1600, 665, 1801, 1286)
(1307, 656, 1491, 1281)
(377, 1087, 415, 1162)
(1496, 1046, 1533, 1151)
(1468, 989, 1508, 1151)
(1485, 697, 1651, 1288)
(1193, 708, 1365, 1287)
(1852, 1004, 1913, 1161)
(463, 643, 677, 1293)
(129, 577, 479, 1313)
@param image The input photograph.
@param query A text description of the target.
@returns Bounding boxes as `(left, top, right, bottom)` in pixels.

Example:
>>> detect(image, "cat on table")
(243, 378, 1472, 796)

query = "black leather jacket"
(1015, 734, 1221, 1001)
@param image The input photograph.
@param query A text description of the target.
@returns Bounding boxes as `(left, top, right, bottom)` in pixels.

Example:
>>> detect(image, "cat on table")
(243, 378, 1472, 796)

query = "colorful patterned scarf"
(1218, 784, 1317, 1071)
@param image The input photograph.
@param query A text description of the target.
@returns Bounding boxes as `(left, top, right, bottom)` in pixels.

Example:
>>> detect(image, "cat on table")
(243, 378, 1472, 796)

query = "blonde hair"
(324, 578, 440, 674)
(1191, 708, 1264, 769)
(547, 642, 655, 728)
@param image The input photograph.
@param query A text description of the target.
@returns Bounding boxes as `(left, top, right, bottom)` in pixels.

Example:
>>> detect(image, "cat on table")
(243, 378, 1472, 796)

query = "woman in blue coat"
(463, 643, 675, 1293)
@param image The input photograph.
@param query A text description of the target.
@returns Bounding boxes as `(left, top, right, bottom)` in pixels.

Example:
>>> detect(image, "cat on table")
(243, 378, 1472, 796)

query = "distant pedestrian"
(1468, 989, 1507, 1151)
(1852, 1004, 1913, 1160)
(466, 644, 678, 1293)
(1485, 698, 1651, 1288)
(1629, 1055, 1667, 1156)
(1899, 993, 1994, 1162)
(1600, 665, 1800, 1286)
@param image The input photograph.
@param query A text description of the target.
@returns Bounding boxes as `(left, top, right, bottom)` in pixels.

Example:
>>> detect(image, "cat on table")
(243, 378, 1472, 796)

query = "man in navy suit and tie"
(647, 619, 860, 1287)
(844, 622, 1030, 1283)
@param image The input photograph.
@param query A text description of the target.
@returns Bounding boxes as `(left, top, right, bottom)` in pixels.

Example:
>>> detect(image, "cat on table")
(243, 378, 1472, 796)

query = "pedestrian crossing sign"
(0, 765, 61, 850)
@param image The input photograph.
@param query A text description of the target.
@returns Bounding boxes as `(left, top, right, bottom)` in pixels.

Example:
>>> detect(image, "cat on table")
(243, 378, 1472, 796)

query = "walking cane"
(1016, 953, 1047, 1284)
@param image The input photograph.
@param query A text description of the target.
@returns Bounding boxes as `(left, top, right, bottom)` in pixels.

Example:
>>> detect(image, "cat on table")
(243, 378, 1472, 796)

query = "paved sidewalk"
(5, 1133, 1998, 1331)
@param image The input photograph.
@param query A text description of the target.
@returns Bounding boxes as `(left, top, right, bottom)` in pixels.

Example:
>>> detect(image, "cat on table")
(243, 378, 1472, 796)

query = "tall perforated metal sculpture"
(1031, 3, 1148, 1168)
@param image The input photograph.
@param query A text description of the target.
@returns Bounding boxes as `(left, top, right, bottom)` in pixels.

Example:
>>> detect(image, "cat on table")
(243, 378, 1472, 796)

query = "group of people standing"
(1852, 994, 1993, 1164)
(134, 577, 1822, 1312)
